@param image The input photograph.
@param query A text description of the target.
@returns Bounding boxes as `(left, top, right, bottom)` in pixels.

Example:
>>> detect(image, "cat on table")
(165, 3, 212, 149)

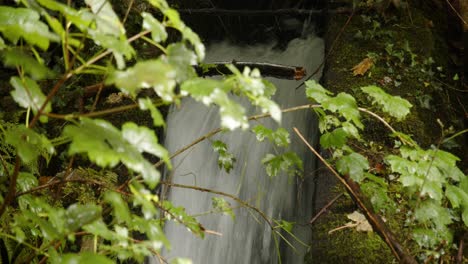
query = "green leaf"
(361, 85, 412, 120)
(181, 78, 224, 99)
(252, 125, 290, 147)
(106, 59, 176, 101)
(10, 76, 52, 122)
(420, 181, 443, 201)
(4, 125, 54, 164)
(445, 185, 468, 209)
(0, 6, 59, 50)
(138, 97, 165, 127)
(212, 197, 235, 219)
(61, 253, 114, 264)
(336, 152, 369, 183)
(63, 119, 161, 188)
(65, 203, 101, 231)
(262, 152, 303, 177)
(104, 192, 132, 224)
(0, 36, 5, 50)
(17, 172, 38, 192)
(166, 43, 197, 82)
(83, 219, 114, 240)
(305, 80, 332, 103)
(2, 49, 55, 79)
(162, 200, 204, 237)
(212, 140, 236, 173)
(414, 200, 452, 228)
(37, 0, 94, 31)
(322, 92, 363, 129)
(320, 128, 348, 149)
(121, 122, 171, 168)
(142, 12, 167, 42)
(85, 0, 124, 37)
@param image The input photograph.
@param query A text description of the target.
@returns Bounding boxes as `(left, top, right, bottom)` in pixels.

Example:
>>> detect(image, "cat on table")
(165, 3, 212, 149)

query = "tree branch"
(293, 127, 417, 264)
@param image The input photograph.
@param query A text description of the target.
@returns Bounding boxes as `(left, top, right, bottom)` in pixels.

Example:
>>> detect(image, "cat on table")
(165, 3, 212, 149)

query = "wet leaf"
(336, 152, 369, 183)
(2, 49, 55, 79)
(212, 140, 236, 173)
(10, 76, 52, 122)
(361, 85, 412, 120)
(142, 12, 167, 42)
(4, 125, 54, 164)
(138, 97, 165, 127)
(212, 197, 235, 219)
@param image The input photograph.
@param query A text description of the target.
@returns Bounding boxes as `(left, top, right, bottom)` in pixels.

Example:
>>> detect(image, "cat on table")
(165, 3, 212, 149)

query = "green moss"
(306, 189, 394, 264)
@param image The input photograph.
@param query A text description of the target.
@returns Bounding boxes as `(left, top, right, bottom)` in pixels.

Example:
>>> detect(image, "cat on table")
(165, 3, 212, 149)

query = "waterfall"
(161, 34, 324, 263)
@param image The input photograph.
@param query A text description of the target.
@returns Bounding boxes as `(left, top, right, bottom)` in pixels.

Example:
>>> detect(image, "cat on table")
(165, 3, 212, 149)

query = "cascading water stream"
(160, 33, 324, 263)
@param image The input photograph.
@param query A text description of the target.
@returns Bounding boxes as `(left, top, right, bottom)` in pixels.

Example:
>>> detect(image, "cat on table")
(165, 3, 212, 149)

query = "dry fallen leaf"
(328, 210, 373, 234)
(347, 211, 373, 232)
(352, 57, 374, 76)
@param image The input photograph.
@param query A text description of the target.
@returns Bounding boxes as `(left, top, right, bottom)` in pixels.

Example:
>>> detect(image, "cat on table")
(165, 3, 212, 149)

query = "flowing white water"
(161, 34, 324, 263)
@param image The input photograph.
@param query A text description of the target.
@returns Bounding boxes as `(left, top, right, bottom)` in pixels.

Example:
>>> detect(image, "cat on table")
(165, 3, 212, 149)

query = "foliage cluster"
(0, 0, 466, 263)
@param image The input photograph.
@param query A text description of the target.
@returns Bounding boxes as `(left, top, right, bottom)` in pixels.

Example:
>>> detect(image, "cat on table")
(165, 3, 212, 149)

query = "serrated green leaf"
(106, 59, 176, 100)
(212, 197, 235, 219)
(83, 219, 114, 240)
(336, 152, 369, 182)
(181, 78, 224, 99)
(65, 203, 101, 231)
(122, 122, 170, 168)
(85, 0, 124, 37)
(10, 76, 52, 122)
(445, 185, 468, 209)
(17, 172, 38, 192)
(142, 12, 167, 42)
(63, 119, 161, 188)
(305, 80, 332, 103)
(262, 152, 303, 177)
(0, 36, 5, 50)
(104, 192, 131, 224)
(37, 0, 94, 31)
(162, 200, 204, 237)
(61, 253, 114, 264)
(4, 125, 54, 164)
(2, 49, 55, 79)
(166, 43, 197, 82)
(361, 85, 412, 120)
(252, 125, 289, 147)
(415, 200, 452, 228)
(138, 97, 165, 127)
(212, 140, 236, 173)
(255, 97, 281, 123)
(0, 6, 59, 50)
(320, 128, 348, 149)
(420, 181, 443, 201)
(322, 92, 363, 129)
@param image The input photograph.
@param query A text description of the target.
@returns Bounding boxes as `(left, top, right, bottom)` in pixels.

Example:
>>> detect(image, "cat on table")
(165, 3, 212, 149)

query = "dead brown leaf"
(352, 57, 374, 76)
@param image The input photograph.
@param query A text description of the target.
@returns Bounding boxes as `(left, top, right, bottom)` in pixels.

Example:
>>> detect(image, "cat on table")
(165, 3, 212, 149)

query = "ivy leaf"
(2, 49, 55, 80)
(0, 6, 59, 50)
(322, 92, 363, 129)
(305, 80, 332, 103)
(106, 59, 176, 101)
(63, 119, 161, 188)
(320, 128, 348, 149)
(65, 203, 101, 232)
(212, 140, 236, 173)
(252, 125, 290, 147)
(142, 12, 167, 42)
(336, 152, 369, 183)
(361, 85, 412, 120)
(212, 197, 235, 219)
(10, 76, 52, 123)
(262, 152, 303, 177)
(138, 97, 165, 127)
(4, 125, 54, 164)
